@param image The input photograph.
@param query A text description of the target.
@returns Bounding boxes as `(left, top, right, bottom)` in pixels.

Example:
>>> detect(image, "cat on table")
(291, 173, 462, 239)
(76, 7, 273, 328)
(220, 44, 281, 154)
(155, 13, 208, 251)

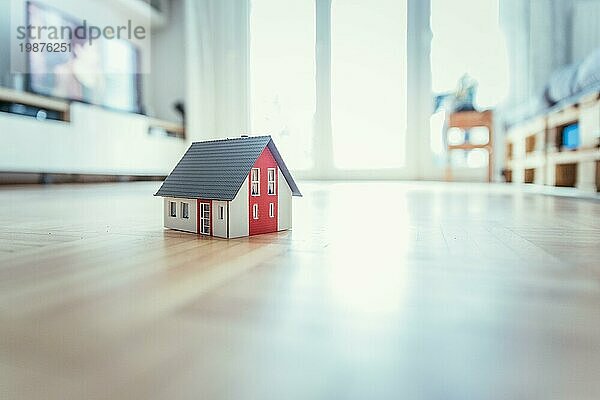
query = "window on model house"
(251, 168, 260, 196)
(169, 201, 177, 217)
(269, 202, 274, 218)
(267, 168, 276, 195)
(181, 202, 189, 219)
(219, 206, 224, 220)
(253, 204, 259, 219)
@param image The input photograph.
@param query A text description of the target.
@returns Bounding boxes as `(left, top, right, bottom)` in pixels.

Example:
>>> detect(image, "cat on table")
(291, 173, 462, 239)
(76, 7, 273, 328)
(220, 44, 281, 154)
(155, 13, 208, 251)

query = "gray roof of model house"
(155, 136, 302, 201)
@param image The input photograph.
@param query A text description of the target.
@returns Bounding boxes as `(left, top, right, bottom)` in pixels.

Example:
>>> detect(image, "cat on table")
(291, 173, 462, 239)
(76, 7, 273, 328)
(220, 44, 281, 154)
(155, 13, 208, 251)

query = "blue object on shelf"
(562, 123, 580, 149)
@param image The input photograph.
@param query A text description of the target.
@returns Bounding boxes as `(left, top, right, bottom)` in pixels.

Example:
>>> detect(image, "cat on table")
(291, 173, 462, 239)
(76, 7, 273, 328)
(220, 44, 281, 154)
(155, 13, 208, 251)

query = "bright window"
(169, 201, 176, 217)
(251, 168, 260, 196)
(269, 202, 274, 218)
(253, 204, 259, 220)
(250, 0, 315, 170)
(331, 0, 407, 169)
(267, 168, 276, 195)
(181, 202, 189, 219)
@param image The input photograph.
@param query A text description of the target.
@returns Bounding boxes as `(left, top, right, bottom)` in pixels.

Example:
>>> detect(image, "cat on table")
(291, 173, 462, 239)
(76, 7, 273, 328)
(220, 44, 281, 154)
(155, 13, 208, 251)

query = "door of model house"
(200, 203, 210, 235)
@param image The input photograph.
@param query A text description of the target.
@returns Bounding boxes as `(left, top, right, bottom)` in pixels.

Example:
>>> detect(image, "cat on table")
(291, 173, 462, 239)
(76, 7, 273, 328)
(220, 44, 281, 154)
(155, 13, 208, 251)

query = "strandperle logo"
(15, 19, 147, 46)
(9, 0, 152, 74)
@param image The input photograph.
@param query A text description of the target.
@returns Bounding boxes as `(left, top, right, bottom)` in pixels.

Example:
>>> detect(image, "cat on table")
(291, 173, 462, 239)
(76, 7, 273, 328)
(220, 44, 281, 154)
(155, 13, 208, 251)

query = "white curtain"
(497, 0, 592, 109)
(184, 0, 250, 143)
(183, 0, 432, 179)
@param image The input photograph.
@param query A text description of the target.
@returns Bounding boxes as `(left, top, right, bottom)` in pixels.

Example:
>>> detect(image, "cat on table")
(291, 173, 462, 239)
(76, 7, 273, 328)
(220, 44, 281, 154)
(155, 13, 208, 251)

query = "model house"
(155, 135, 301, 238)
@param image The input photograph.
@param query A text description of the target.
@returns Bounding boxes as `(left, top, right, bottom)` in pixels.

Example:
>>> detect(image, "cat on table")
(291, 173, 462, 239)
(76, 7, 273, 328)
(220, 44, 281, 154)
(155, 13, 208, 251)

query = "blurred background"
(1, 3, 600, 398)
(0, 0, 599, 192)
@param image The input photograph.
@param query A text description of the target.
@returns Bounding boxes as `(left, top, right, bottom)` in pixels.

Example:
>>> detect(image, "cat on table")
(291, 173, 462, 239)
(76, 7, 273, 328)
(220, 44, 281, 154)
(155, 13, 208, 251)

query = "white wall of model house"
(212, 200, 228, 238)
(163, 197, 197, 233)
(277, 167, 292, 231)
(228, 177, 249, 238)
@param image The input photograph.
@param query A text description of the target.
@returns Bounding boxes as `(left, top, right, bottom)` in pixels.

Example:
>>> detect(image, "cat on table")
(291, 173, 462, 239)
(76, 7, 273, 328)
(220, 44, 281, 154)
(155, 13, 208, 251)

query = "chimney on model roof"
(240, 134, 249, 138)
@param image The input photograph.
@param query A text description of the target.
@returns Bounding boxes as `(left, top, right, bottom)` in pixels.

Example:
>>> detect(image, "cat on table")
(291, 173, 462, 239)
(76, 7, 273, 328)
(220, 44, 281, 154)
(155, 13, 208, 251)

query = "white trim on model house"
(181, 202, 190, 219)
(251, 168, 260, 196)
(267, 168, 276, 195)
(200, 203, 211, 234)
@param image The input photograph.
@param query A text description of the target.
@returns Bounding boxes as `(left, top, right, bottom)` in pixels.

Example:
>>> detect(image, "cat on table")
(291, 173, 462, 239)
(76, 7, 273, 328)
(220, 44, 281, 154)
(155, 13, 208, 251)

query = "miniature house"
(155, 135, 302, 238)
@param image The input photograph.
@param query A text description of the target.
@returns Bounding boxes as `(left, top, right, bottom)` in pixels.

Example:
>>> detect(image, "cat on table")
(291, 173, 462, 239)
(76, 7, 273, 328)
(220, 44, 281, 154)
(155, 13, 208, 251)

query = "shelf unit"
(445, 110, 494, 182)
(0, 87, 184, 138)
(0, 87, 187, 177)
(504, 93, 600, 193)
(0, 87, 70, 121)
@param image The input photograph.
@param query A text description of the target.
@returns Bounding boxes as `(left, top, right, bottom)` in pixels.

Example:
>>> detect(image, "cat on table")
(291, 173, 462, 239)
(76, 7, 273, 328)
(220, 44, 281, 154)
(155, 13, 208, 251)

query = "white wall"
(212, 200, 228, 238)
(277, 167, 292, 231)
(163, 197, 197, 233)
(228, 177, 249, 238)
(0, 103, 187, 174)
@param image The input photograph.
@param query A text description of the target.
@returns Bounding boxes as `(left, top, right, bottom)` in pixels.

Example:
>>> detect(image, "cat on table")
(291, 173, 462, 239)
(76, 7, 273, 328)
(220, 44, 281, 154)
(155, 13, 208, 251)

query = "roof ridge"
(191, 135, 271, 145)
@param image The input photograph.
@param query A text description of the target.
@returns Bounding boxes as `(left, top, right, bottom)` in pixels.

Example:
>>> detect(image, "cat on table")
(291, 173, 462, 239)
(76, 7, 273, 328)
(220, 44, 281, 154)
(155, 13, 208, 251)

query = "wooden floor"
(1, 181, 599, 399)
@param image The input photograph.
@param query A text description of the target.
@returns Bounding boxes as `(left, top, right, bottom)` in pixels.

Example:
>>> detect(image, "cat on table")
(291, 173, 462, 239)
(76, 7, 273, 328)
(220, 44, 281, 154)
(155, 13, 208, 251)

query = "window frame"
(169, 201, 177, 217)
(267, 168, 276, 195)
(219, 206, 224, 220)
(181, 202, 189, 219)
(251, 168, 260, 196)
(269, 202, 274, 218)
(200, 203, 211, 235)
(253, 203, 259, 220)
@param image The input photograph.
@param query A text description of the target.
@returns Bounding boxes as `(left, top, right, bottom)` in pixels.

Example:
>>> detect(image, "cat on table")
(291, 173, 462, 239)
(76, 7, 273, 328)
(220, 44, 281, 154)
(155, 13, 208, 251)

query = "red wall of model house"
(248, 147, 278, 235)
